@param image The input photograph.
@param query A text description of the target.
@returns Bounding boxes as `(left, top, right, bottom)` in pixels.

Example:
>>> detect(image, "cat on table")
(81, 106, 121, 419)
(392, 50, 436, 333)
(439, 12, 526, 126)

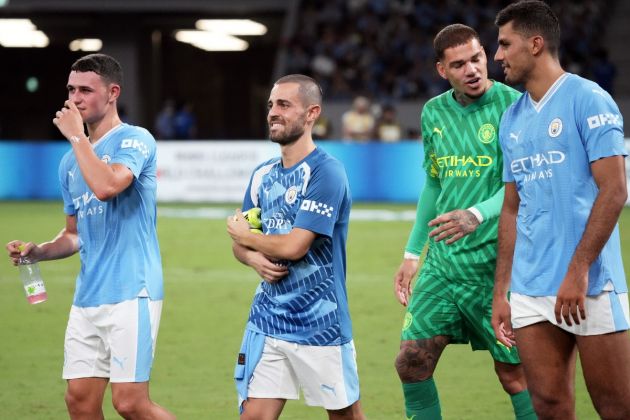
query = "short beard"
(270, 127, 303, 146)
(269, 113, 306, 145)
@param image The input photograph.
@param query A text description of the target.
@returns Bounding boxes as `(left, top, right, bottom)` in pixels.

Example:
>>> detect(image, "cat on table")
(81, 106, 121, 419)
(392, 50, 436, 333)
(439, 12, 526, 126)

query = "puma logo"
(320, 384, 336, 396)
(112, 356, 128, 370)
(433, 127, 444, 138)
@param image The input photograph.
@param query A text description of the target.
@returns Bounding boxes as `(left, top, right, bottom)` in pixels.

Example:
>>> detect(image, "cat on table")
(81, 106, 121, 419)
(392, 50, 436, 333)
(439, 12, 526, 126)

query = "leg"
(494, 361, 527, 395)
(397, 270, 464, 419)
(395, 337, 449, 419)
(240, 398, 286, 420)
(242, 338, 299, 418)
(577, 331, 630, 419)
(65, 378, 108, 420)
(494, 361, 536, 420)
(515, 322, 577, 420)
(327, 400, 365, 420)
(395, 337, 449, 382)
(111, 382, 176, 420)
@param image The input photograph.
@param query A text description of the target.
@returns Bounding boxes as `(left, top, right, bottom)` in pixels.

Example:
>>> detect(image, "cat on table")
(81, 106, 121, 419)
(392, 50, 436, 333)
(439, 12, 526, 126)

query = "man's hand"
(554, 267, 588, 326)
(53, 100, 85, 142)
(6, 240, 42, 266)
(227, 209, 252, 245)
(248, 252, 289, 283)
(491, 294, 516, 348)
(428, 209, 480, 244)
(393, 258, 419, 306)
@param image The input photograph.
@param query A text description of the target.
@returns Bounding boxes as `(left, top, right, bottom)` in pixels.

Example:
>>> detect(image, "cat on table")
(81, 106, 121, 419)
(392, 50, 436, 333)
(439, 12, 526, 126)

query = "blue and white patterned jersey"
(242, 147, 353, 346)
(58, 123, 163, 307)
(500, 73, 627, 296)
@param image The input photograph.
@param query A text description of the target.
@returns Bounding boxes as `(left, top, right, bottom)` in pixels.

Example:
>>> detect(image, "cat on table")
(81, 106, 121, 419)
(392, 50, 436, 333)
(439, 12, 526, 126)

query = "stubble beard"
(269, 114, 306, 146)
(270, 127, 304, 146)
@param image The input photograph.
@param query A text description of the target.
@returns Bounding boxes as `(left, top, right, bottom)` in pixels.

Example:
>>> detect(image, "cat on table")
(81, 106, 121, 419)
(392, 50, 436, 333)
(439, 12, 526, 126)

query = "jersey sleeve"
(241, 159, 278, 211)
(293, 160, 348, 238)
(241, 172, 257, 213)
(499, 110, 515, 183)
(470, 185, 505, 222)
(403, 106, 442, 255)
(404, 175, 440, 255)
(109, 128, 156, 178)
(575, 86, 626, 162)
(420, 106, 440, 180)
(57, 154, 76, 215)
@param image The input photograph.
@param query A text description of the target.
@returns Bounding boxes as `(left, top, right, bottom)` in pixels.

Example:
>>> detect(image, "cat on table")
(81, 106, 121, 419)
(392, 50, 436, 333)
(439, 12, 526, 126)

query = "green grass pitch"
(2, 201, 628, 419)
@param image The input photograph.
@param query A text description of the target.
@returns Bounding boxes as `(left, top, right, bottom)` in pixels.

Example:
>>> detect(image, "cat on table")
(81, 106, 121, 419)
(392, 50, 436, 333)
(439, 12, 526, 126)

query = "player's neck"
(525, 59, 565, 102)
(280, 136, 316, 168)
(87, 112, 123, 144)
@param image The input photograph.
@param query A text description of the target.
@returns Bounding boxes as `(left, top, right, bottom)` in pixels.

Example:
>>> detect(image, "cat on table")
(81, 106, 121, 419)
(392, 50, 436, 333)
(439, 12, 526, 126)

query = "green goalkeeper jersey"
(420, 81, 520, 280)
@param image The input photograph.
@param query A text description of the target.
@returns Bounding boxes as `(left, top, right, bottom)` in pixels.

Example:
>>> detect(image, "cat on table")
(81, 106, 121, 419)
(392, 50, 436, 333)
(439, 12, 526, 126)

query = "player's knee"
(394, 344, 436, 382)
(112, 394, 145, 419)
(240, 408, 277, 420)
(64, 388, 96, 416)
(327, 401, 365, 420)
(494, 362, 527, 394)
(530, 394, 572, 419)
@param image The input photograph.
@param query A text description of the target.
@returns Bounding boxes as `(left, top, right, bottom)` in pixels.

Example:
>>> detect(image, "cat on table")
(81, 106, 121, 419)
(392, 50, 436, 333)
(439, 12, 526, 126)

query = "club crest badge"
(548, 118, 562, 138)
(478, 123, 496, 144)
(285, 186, 298, 204)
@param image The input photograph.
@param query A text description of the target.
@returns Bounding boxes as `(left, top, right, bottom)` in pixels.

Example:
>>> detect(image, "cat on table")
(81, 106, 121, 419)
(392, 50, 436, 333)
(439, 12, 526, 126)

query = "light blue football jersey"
(241, 147, 353, 346)
(500, 73, 627, 296)
(58, 123, 163, 307)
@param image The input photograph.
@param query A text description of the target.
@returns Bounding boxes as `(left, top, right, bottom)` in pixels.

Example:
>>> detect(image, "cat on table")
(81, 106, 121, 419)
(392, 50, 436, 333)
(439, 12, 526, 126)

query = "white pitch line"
(158, 207, 416, 222)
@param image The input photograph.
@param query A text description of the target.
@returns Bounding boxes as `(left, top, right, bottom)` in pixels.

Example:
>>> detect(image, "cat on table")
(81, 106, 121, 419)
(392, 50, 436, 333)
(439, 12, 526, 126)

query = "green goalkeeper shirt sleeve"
(404, 176, 441, 256)
(468, 185, 504, 223)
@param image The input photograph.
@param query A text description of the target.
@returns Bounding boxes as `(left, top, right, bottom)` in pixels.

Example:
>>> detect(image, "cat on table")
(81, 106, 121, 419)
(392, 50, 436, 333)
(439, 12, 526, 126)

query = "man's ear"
(108, 84, 121, 103)
(436, 61, 448, 80)
(531, 35, 545, 56)
(307, 104, 321, 122)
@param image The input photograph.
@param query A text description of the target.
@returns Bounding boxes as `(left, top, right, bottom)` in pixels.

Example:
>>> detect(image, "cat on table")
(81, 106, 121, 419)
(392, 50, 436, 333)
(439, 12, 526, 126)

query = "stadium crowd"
(285, 0, 612, 102)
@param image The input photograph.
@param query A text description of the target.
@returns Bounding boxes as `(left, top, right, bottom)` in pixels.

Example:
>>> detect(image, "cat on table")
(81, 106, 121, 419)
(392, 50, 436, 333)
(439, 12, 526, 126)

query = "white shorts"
(511, 290, 630, 335)
(248, 337, 360, 410)
(62, 297, 162, 382)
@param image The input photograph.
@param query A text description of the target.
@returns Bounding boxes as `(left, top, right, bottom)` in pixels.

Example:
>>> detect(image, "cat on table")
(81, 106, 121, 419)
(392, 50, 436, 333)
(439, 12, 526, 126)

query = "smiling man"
(5, 54, 174, 419)
(227, 74, 364, 420)
(392, 24, 535, 419)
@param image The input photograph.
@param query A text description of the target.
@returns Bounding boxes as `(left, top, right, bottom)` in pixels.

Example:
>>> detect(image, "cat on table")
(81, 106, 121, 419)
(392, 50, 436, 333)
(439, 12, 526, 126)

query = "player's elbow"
(93, 186, 118, 202)
(616, 185, 628, 206)
(602, 181, 627, 210)
(280, 243, 309, 261)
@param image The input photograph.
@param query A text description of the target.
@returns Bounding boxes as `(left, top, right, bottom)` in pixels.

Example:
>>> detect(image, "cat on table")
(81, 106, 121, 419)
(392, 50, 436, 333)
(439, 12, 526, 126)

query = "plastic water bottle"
(17, 246, 47, 304)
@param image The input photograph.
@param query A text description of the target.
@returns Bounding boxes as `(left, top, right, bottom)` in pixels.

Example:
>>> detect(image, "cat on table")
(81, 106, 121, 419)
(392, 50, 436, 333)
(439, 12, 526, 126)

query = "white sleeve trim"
(403, 251, 420, 261)
(467, 207, 484, 224)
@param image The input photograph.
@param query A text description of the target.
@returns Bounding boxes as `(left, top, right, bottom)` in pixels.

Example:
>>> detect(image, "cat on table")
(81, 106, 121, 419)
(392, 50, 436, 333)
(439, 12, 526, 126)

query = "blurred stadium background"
(1, 0, 629, 418)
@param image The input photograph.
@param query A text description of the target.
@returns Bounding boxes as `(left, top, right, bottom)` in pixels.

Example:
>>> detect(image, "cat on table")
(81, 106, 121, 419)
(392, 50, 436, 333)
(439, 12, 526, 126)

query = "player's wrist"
(68, 134, 86, 144)
(467, 207, 484, 224)
(403, 251, 420, 261)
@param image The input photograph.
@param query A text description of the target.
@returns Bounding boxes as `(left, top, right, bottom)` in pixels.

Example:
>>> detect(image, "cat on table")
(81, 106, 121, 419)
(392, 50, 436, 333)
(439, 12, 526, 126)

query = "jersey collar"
(527, 73, 570, 113)
(446, 80, 498, 115)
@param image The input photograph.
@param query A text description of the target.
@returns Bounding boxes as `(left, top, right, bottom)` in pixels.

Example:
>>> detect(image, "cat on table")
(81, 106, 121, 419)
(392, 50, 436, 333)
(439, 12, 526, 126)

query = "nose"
(494, 47, 503, 62)
(69, 91, 82, 104)
(268, 104, 280, 120)
(464, 61, 477, 74)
